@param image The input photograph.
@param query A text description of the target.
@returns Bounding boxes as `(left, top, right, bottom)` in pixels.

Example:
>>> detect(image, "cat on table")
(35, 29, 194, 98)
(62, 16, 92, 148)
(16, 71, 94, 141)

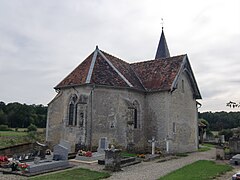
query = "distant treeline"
(1, 100, 240, 131)
(0, 101, 47, 128)
(199, 111, 240, 131)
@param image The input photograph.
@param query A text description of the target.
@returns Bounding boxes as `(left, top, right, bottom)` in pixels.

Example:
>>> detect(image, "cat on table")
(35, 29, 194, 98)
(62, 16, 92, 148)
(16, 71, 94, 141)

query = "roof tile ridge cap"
(99, 50, 130, 65)
(129, 65, 146, 91)
(55, 52, 94, 89)
(131, 54, 187, 65)
(98, 49, 133, 87)
(85, 48, 98, 83)
(100, 50, 144, 90)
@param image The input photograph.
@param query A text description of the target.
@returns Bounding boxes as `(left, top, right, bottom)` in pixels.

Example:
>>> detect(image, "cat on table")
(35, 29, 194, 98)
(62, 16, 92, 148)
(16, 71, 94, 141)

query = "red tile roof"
(55, 53, 93, 88)
(55, 48, 201, 99)
(131, 55, 185, 91)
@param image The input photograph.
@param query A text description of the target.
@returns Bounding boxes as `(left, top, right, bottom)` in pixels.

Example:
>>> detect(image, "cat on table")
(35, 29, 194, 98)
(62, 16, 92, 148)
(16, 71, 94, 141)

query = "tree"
(227, 101, 240, 108)
(219, 129, 233, 141)
(199, 111, 240, 131)
(0, 101, 47, 128)
(0, 109, 7, 125)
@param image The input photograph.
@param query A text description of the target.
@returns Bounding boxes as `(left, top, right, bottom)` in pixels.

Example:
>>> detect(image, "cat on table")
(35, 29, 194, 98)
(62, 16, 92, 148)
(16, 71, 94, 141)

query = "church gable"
(54, 31, 201, 99)
(171, 55, 201, 99)
(90, 53, 129, 87)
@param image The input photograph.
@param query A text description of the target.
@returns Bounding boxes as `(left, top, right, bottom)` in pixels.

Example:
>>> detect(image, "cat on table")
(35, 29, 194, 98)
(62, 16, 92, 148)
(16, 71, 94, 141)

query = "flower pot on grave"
(11, 163, 18, 171)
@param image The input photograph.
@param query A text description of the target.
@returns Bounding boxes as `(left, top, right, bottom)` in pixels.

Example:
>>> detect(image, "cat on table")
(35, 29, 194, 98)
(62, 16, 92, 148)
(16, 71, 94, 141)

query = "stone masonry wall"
(168, 72, 198, 153)
(47, 85, 146, 152)
(145, 91, 169, 151)
(91, 87, 146, 152)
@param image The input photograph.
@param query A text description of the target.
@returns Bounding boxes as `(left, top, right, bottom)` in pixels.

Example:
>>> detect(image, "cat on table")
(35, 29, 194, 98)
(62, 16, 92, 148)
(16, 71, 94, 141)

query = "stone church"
(46, 29, 202, 153)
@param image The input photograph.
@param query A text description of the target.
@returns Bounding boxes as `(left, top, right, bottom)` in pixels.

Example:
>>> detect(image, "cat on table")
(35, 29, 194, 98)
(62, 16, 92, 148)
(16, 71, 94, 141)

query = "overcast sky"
(0, 0, 239, 112)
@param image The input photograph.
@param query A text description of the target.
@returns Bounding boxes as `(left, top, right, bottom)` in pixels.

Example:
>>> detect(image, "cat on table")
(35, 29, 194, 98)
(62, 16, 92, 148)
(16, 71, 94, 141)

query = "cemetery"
(0, 135, 179, 178)
(1, 133, 240, 179)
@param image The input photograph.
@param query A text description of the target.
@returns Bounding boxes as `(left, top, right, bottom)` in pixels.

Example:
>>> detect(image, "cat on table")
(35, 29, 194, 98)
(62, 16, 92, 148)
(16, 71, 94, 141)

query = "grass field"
(30, 168, 111, 180)
(0, 131, 27, 136)
(159, 160, 233, 180)
(0, 128, 45, 148)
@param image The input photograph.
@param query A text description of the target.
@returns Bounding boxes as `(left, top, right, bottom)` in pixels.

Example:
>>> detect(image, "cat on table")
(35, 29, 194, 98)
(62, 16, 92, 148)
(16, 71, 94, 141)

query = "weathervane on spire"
(161, 18, 164, 30)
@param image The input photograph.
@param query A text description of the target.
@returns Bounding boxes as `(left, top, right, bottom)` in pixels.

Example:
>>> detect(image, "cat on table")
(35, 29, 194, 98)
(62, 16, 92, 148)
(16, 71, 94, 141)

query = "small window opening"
(173, 122, 176, 133)
(181, 80, 184, 93)
(134, 108, 137, 129)
(79, 112, 84, 127)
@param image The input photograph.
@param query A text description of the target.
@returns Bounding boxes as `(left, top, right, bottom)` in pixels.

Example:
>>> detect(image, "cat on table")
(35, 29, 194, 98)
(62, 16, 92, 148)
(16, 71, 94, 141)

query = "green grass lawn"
(159, 160, 233, 180)
(30, 168, 111, 180)
(198, 146, 211, 152)
(198, 143, 215, 152)
(202, 143, 215, 148)
(121, 151, 137, 157)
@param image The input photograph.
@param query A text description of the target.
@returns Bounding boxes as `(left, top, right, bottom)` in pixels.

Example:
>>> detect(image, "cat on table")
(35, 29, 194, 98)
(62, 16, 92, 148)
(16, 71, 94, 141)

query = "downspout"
(90, 84, 95, 151)
(46, 109, 49, 142)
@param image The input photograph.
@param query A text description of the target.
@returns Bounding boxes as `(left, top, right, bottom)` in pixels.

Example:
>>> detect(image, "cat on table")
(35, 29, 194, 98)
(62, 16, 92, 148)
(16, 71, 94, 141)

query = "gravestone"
(230, 154, 240, 165)
(97, 137, 109, 153)
(60, 140, 71, 153)
(148, 137, 157, 155)
(27, 142, 70, 174)
(53, 144, 68, 161)
(104, 148, 121, 171)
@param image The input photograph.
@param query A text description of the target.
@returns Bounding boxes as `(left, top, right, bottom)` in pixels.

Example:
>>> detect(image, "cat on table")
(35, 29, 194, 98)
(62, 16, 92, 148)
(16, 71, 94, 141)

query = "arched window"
(68, 94, 78, 126)
(68, 103, 74, 126)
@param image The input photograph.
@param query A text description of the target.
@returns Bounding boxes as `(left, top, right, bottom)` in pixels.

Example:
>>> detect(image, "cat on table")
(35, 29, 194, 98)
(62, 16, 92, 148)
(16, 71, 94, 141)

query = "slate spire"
(155, 27, 170, 59)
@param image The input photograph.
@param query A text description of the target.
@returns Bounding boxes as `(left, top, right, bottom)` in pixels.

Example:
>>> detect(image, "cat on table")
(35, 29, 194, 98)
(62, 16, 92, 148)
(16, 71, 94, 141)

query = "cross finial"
(161, 18, 164, 30)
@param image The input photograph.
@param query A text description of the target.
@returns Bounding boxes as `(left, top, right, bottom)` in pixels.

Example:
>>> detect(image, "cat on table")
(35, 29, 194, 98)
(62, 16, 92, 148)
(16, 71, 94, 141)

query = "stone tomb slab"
(27, 160, 70, 174)
(75, 152, 105, 163)
(230, 154, 240, 165)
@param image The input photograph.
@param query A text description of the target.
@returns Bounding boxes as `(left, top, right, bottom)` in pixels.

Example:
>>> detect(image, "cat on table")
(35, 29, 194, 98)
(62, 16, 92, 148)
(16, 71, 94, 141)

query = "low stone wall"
(0, 143, 34, 157)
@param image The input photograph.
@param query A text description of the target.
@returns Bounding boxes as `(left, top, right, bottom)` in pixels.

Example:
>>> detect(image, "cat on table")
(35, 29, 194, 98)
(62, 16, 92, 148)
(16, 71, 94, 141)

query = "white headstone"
(97, 137, 109, 153)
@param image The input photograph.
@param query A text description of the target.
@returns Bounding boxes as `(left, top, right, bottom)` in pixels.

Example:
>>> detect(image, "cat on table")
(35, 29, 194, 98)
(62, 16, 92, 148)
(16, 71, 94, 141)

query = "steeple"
(155, 27, 170, 59)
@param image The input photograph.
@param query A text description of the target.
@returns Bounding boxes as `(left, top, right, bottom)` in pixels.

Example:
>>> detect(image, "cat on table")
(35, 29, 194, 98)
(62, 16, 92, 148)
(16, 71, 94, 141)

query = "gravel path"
(0, 148, 227, 180)
(107, 148, 216, 180)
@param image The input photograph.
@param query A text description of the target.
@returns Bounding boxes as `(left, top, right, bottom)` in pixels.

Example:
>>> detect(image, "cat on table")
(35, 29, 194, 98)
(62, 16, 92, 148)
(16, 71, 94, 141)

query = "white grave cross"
(148, 137, 157, 155)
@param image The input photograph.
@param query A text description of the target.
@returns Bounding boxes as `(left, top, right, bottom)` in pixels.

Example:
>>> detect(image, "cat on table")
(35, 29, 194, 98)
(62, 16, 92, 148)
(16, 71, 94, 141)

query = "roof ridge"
(130, 66, 146, 90)
(85, 47, 98, 83)
(131, 54, 186, 65)
(98, 49, 133, 87)
(100, 50, 130, 65)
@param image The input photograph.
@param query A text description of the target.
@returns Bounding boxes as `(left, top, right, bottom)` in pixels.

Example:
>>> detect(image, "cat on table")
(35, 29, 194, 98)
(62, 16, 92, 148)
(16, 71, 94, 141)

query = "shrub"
(27, 124, 37, 132)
